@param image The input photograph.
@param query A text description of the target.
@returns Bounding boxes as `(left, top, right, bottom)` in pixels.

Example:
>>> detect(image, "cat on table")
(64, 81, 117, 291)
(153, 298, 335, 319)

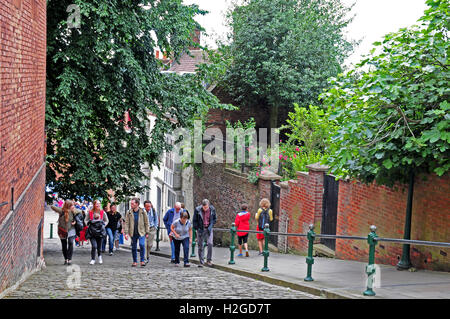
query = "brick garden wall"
(278, 166, 327, 253)
(0, 0, 46, 293)
(336, 173, 450, 271)
(193, 162, 278, 249)
(279, 164, 450, 271)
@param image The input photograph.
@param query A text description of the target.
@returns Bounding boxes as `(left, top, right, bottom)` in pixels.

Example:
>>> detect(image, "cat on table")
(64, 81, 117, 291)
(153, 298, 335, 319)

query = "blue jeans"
(171, 239, 175, 260)
(131, 235, 146, 263)
(102, 228, 117, 253)
(173, 237, 190, 265)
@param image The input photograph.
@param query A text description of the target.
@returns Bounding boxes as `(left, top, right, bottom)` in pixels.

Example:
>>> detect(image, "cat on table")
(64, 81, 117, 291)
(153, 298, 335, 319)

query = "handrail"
(213, 223, 450, 297)
(375, 237, 450, 248)
(214, 227, 450, 246)
(155, 224, 450, 296)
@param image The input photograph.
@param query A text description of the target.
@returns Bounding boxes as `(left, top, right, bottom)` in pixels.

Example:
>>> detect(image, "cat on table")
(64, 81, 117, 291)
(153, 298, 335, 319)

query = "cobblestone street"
(4, 239, 318, 299)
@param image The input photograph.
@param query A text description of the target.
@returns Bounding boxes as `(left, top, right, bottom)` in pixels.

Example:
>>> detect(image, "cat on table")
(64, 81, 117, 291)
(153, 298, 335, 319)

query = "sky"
(183, 0, 428, 67)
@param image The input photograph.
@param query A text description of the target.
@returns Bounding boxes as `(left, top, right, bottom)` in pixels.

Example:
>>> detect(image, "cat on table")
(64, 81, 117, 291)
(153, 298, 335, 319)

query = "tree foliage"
(46, 0, 226, 201)
(221, 0, 355, 128)
(321, 0, 449, 186)
(278, 104, 336, 178)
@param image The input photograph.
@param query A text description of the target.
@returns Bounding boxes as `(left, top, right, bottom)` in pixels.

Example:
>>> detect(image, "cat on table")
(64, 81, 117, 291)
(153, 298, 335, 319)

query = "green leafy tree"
(221, 0, 355, 130)
(279, 104, 336, 179)
(321, 0, 449, 269)
(46, 0, 226, 201)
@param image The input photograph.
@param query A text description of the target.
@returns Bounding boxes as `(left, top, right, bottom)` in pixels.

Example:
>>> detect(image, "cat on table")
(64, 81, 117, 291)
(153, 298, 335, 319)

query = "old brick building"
(0, 0, 46, 295)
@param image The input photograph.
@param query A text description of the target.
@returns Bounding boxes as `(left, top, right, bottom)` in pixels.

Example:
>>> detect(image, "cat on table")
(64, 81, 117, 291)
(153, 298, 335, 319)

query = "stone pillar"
(258, 170, 281, 202)
(305, 163, 329, 241)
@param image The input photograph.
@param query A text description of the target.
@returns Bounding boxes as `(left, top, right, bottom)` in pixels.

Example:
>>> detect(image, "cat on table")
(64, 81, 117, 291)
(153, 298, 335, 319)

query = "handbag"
(58, 226, 68, 239)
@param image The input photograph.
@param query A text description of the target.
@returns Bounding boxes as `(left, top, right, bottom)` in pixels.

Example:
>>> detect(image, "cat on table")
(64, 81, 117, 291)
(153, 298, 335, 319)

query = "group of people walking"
(52, 196, 273, 268)
(51, 198, 158, 266)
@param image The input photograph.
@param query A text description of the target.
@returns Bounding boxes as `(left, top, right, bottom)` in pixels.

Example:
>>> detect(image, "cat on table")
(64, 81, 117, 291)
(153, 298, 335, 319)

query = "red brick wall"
(0, 0, 46, 293)
(279, 164, 449, 271)
(194, 162, 272, 248)
(336, 174, 450, 271)
(194, 163, 260, 227)
(279, 167, 327, 252)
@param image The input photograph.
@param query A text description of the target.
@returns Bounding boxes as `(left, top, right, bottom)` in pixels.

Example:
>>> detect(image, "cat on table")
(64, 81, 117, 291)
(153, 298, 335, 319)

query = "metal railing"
(152, 221, 450, 296)
(214, 223, 450, 297)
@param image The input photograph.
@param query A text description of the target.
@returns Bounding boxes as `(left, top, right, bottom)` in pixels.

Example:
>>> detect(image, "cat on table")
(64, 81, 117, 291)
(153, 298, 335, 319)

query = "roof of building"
(164, 50, 208, 74)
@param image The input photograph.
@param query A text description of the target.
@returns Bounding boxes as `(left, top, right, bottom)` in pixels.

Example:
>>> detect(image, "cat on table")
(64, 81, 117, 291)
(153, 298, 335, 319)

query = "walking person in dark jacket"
(86, 211, 107, 265)
(193, 199, 217, 267)
(102, 203, 122, 256)
(85, 200, 109, 265)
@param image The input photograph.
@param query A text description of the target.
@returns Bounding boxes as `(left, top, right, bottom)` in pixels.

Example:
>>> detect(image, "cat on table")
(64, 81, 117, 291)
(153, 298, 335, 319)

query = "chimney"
(189, 29, 201, 50)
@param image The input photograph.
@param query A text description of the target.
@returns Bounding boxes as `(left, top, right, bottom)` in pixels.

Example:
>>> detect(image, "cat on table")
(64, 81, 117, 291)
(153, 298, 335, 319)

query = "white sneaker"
(90, 259, 95, 265)
(99, 256, 103, 264)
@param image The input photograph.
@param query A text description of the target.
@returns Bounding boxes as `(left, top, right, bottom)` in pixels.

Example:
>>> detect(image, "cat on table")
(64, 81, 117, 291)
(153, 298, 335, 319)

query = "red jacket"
(234, 211, 250, 237)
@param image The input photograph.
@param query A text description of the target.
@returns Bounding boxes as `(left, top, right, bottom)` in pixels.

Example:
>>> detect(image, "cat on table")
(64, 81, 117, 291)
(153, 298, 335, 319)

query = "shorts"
(238, 234, 248, 245)
(256, 225, 265, 240)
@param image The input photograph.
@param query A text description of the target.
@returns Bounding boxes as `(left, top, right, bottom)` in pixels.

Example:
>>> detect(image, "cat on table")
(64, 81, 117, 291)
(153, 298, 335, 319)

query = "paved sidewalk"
(145, 240, 450, 299)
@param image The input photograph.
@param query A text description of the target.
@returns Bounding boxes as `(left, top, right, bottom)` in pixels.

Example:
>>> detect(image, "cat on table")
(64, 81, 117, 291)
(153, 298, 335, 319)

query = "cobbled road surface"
(4, 239, 318, 299)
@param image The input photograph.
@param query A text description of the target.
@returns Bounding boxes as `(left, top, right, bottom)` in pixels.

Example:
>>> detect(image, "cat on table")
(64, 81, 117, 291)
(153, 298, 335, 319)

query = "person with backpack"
(84, 200, 109, 265)
(50, 200, 82, 265)
(235, 203, 251, 257)
(256, 198, 273, 256)
(85, 211, 107, 265)
(73, 207, 86, 247)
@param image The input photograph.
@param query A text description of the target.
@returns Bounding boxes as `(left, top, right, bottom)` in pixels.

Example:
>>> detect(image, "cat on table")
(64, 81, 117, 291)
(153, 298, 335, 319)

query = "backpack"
(86, 220, 106, 239)
(258, 208, 270, 230)
(74, 213, 85, 236)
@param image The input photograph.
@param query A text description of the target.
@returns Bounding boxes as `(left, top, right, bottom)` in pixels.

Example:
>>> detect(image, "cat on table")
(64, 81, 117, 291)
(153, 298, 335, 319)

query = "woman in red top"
(234, 203, 251, 257)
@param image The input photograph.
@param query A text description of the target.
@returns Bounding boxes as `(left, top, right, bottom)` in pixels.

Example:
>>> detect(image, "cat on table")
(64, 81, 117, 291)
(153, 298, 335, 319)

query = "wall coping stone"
(224, 166, 247, 178)
(306, 162, 329, 172)
(259, 170, 281, 181)
(279, 181, 289, 189)
(296, 171, 309, 178)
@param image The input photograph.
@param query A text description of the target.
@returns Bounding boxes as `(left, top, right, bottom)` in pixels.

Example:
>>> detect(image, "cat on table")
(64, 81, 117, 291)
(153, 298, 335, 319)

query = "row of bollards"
(227, 222, 379, 296)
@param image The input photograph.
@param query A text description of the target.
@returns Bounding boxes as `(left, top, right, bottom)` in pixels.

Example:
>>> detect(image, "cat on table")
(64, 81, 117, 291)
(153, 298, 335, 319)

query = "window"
(167, 190, 176, 210)
(164, 168, 173, 187)
(165, 140, 174, 171)
(145, 180, 150, 201)
(164, 135, 174, 187)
